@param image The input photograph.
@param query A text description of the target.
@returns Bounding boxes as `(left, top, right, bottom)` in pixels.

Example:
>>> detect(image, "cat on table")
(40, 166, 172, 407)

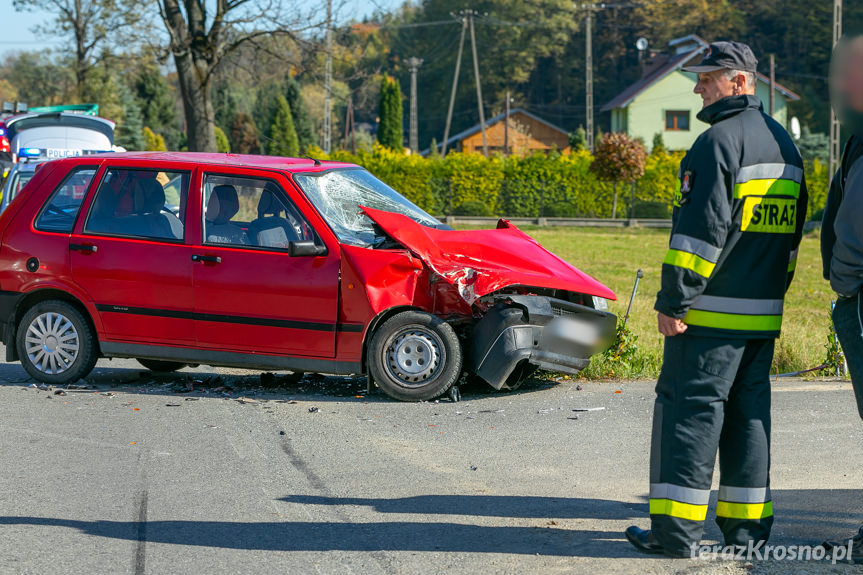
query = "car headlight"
(592, 296, 609, 311)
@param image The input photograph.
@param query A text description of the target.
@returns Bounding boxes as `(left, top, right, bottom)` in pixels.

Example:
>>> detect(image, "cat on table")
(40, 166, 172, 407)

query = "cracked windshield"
(294, 168, 439, 247)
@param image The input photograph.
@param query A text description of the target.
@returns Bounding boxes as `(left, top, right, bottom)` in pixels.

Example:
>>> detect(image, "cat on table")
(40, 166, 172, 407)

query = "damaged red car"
(0, 153, 617, 401)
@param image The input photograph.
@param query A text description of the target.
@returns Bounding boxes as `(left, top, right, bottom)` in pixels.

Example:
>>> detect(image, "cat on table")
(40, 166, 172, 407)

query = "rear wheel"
(368, 311, 462, 402)
(17, 300, 98, 385)
(137, 359, 187, 373)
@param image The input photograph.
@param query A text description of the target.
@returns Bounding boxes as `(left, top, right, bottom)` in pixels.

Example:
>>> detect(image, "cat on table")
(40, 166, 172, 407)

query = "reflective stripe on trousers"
(717, 486, 773, 520)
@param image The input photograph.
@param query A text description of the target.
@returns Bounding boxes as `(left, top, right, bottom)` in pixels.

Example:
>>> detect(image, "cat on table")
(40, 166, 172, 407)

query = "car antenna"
(303, 155, 322, 167)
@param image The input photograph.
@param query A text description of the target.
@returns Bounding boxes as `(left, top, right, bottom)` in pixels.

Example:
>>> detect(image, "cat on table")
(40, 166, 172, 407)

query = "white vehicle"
(5, 112, 115, 162)
(0, 158, 46, 213)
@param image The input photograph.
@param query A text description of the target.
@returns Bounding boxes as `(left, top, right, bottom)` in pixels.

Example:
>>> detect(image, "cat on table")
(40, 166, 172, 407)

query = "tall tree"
(377, 76, 403, 150)
(268, 95, 300, 156)
(157, 0, 320, 152)
(114, 82, 145, 150)
(231, 112, 261, 154)
(13, 0, 136, 98)
(285, 76, 315, 151)
(134, 64, 177, 135)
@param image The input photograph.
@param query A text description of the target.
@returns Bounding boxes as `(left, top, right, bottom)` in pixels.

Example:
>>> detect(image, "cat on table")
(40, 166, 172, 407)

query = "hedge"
(315, 145, 836, 220)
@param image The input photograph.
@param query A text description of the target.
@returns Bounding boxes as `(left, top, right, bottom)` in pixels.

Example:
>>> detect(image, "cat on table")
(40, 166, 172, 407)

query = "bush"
(452, 200, 495, 217)
(214, 126, 230, 153)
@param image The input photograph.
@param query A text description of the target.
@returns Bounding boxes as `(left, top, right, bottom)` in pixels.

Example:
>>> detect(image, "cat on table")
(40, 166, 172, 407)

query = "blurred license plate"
(45, 149, 82, 158)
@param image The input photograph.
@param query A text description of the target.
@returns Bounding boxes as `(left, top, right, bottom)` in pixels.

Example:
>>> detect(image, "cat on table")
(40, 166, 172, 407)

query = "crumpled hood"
(360, 207, 616, 303)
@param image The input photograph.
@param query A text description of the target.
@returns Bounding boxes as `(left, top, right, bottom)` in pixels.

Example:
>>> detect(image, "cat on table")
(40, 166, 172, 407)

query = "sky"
(0, 0, 404, 49)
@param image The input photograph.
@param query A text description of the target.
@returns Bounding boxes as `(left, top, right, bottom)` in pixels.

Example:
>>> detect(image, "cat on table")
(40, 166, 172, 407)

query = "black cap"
(683, 41, 758, 74)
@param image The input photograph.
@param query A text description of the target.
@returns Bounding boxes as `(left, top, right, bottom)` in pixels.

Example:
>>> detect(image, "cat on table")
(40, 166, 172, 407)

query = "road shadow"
(0, 491, 858, 558)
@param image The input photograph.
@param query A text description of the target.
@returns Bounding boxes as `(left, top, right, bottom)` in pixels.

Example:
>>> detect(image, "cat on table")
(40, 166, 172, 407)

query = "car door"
(191, 170, 339, 357)
(69, 165, 196, 346)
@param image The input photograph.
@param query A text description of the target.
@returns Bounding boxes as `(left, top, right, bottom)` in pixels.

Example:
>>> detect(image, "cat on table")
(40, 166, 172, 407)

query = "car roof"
(80, 151, 359, 173)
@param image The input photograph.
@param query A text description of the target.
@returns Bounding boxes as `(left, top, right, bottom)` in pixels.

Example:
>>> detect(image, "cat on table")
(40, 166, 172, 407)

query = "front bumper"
(468, 295, 616, 389)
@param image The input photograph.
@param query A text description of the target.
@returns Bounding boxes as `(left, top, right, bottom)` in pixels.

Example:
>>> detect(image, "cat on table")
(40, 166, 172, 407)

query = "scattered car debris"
(576, 385, 583, 391)
(470, 465, 478, 471)
(184, 397, 199, 401)
(165, 403, 180, 407)
(279, 431, 286, 435)
(568, 416, 580, 420)
(308, 406, 319, 413)
(101, 392, 117, 397)
(572, 407, 605, 412)
(236, 397, 258, 405)
(54, 390, 66, 396)
(479, 409, 505, 413)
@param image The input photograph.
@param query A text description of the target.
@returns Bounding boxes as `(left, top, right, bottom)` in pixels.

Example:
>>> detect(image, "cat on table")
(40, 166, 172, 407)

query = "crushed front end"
(468, 291, 617, 389)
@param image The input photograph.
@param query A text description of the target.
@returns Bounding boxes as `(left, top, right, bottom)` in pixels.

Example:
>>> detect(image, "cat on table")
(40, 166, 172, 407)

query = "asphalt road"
(0, 351, 861, 575)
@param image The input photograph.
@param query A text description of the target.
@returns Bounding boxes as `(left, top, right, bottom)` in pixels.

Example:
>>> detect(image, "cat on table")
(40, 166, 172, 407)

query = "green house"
(602, 35, 800, 151)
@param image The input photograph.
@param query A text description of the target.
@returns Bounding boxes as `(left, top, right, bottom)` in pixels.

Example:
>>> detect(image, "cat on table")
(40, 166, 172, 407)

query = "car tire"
(368, 311, 462, 402)
(17, 300, 98, 385)
(136, 359, 187, 373)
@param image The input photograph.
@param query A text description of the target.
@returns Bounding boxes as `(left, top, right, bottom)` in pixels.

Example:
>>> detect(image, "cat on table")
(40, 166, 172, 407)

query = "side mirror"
(288, 241, 326, 257)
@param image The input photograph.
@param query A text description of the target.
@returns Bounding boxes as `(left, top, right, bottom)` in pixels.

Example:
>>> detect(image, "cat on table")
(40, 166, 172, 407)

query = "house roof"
(601, 36, 800, 111)
(424, 108, 568, 155)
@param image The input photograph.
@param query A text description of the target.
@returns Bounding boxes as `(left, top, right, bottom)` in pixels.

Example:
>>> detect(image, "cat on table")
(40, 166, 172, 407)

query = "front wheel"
(367, 311, 462, 402)
(17, 300, 98, 385)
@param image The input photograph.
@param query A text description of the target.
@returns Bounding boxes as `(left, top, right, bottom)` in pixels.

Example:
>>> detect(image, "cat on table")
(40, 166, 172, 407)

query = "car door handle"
(191, 254, 221, 264)
(70, 243, 98, 253)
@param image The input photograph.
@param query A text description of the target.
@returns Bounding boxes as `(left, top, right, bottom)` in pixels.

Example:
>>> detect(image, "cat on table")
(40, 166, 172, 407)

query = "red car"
(0, 152, 616, 401)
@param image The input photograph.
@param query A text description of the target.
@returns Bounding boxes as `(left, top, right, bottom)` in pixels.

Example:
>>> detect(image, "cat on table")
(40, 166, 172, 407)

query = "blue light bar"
(19, 148, 42, 158)
(0, 128, 5, 136)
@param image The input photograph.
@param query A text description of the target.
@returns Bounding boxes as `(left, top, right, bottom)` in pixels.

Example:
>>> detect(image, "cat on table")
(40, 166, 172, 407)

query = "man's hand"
(657, 312, 688, 336)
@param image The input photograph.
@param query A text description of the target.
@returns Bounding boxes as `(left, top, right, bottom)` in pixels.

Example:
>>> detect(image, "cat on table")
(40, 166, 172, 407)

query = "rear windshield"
(293, 168, 439, 247)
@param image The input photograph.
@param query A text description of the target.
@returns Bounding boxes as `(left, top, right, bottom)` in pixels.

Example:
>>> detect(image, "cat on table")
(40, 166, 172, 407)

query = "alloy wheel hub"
(25, 312, 80, 375)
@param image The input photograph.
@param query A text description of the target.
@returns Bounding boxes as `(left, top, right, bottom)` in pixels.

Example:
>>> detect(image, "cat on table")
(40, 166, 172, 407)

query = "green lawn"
(462, 225, 836, 379)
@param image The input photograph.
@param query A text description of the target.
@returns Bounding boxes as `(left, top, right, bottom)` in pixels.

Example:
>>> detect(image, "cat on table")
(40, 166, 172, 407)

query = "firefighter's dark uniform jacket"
(655, 95, 808, 337)
(648, 95, 808, 555)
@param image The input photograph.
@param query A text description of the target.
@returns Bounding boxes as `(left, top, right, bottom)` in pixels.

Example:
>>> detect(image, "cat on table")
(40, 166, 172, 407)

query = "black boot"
(625, 526, 690, 558)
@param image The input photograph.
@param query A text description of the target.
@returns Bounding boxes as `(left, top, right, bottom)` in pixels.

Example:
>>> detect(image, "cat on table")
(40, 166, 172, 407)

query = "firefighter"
(625, 41, 808, 557)
(820, 32, 863, 565)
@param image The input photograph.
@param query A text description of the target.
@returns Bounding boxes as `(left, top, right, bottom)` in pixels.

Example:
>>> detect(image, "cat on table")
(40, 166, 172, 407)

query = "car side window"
(34, 167, 98, 233)
(202, 174, 315, 249)
(84, 168, 189, 241)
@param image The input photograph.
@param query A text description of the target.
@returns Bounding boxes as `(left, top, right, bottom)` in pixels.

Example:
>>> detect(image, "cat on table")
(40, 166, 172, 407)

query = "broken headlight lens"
(592, 296, 609, 311)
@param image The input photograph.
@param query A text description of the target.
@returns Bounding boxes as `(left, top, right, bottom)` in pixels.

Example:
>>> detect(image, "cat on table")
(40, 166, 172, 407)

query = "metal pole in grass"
(623, 269, 644, 328)
(616, 269, 644, 356)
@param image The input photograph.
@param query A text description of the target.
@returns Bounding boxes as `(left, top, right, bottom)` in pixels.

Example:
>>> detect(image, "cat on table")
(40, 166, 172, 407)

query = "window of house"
(84, 168, 189, 241)
(665, 110, 690, 131)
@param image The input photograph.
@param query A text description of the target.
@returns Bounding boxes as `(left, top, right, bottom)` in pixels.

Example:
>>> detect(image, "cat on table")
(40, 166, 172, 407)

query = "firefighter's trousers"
(649, 334, 775, 555)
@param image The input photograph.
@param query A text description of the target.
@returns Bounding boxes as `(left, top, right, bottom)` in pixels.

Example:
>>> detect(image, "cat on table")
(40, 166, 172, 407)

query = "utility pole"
(407, 57, 423, 153)
(769, 54, 775, 117)
(322, 0, 333, 153)
(504, 90, 511, 156)
(344, 97, 356, 154)
(442, 14, 468, 156)
(584, 3, 594, 152)
(468, 10, 488, 157)
(830, 0, 843, 178)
